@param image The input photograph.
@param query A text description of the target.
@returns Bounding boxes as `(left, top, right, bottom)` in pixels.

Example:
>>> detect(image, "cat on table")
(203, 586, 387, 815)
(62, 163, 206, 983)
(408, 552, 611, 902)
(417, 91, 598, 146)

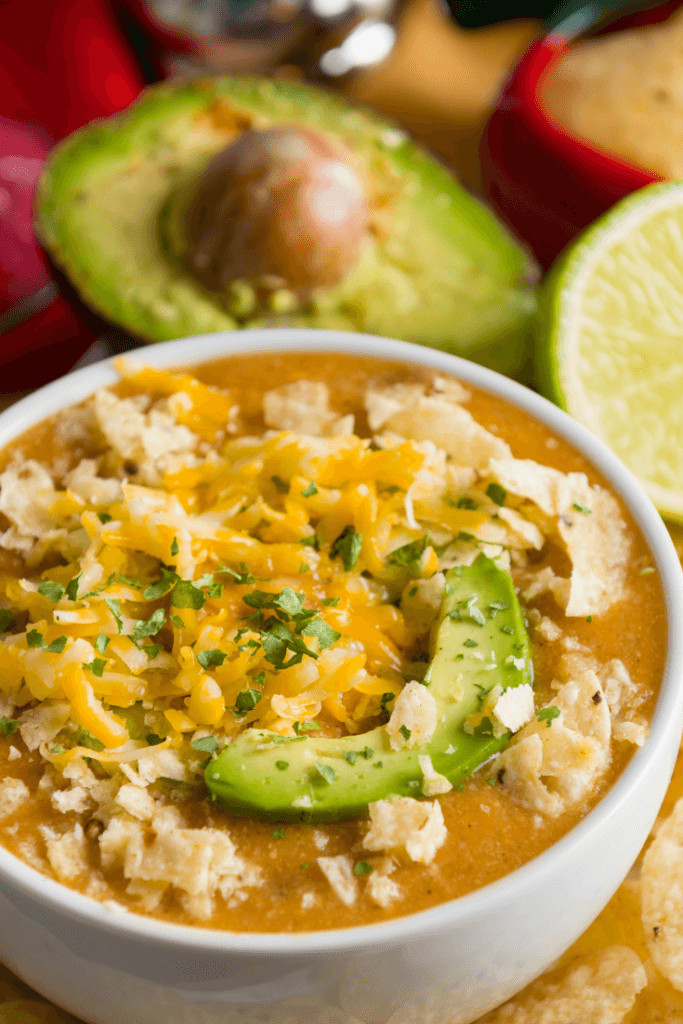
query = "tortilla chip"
(317, 854, 358, 906)
(490, 459, 630, 617)
(263, 380, 337, 435)
(493, 668, 610, 816)
(364, 796, 446, 864)
(365, 383, 427, 432)
(477, 946, 646, 1023)
(384, 396, 511, 468)
(642, 796, 683, 990)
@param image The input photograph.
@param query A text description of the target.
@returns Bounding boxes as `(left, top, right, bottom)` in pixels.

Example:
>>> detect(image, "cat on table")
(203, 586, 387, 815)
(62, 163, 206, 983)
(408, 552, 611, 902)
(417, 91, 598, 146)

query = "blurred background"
(1, 0, 544, 395)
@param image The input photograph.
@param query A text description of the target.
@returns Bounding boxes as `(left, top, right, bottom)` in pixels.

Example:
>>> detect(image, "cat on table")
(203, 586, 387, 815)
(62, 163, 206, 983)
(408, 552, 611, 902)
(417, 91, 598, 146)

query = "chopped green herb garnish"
(300, 862, 309, 870)
(408, 586, 418, 598)
(454, 653, 464, 661)
(271, 475, 289, 494)
(192, 735, 219, 754)
(64, 575, 81, 602)
(330, 526, 363, 571)
(260, 619, 318, 670)
(399, 725, 412, 742)
(362, 746, 374, 759)
(586, 615, 593, 623)
(463, 638, 478, 648)
(500, 625, 514, 635)
(194, 573, 215, 590)
(275, 760, 289, 771)
(171, 614, 186, 629)
(300, 617, 341, 650)
(457, 531, 475, 543)
(0, 716, 19, 739)
(77, 728, 105, 752)
(466, 599, 486, 627)
(0, 610, 15, 633)
(488, 600, 510, 616)
(115, 574, 142, 589)
(144, 644, 164, 659)
(487, 777, 496, 787)
(171, 579, 206, 610)
(252, 672, 265, 685)
(386, 535, 429, 569)
(375, 761, 384, 768)
(293, 720, 320, 735)
(132, 608, 166, 642)
(234, 688, 262, 715)
(84, 657, 107, 678)
(456, 496, 478, 510)
(50, 746, 65, 755)
(272, 828, 286, 839)
(105, 598, 123, 634)
(218, 563, 258, 586)
(321, 597, 340, 607)
(145, 733, 164, 746)
(313, 761, 337, 784)
(344, 751, 359, 765)
(301, 480, 318, 497)
(38, 581, 65, 604)
(572, 502, 591, 514)
(27, 630, 68, 654)
(537, 706, 561, 728)
(97, 512, 113, 525)
(353, 861, 373, 876)
(143, 566, 179, 601)
(208, 582, 223, 599)
(197, 648, 227, 670)
(93, 634, 109, 656)
(299, 534, 319, 549)
(299, 563, 310, 574)
(171, 536, 179, 556)
(379, 692, 395, 721)
(486, 482, 507, 506)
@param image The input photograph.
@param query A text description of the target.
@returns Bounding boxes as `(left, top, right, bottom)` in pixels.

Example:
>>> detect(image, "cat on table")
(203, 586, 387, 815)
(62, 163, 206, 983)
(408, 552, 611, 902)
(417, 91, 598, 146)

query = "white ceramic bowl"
(0, 329, 681, 1024)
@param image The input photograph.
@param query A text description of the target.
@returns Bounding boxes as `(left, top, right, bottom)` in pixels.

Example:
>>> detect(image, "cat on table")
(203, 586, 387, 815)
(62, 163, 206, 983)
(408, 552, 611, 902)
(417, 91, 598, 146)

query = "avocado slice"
(204, 556, 532, 823)
(37, 78, 536, 376)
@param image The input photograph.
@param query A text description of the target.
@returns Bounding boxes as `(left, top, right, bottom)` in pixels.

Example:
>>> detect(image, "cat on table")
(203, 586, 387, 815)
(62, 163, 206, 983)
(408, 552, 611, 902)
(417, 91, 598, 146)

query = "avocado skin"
(36, 78, 536, 377)
(204, 556, 532, 823)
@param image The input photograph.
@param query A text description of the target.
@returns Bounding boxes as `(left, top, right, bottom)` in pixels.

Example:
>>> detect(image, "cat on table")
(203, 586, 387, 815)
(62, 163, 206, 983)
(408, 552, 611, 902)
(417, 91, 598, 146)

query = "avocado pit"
(183, 125, 369, 298)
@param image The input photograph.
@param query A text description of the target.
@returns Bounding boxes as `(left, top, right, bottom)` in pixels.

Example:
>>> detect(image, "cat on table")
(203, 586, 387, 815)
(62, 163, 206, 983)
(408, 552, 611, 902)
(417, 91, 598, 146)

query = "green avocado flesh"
(37, 78, 536, 376)
(205, 556, 532, 823)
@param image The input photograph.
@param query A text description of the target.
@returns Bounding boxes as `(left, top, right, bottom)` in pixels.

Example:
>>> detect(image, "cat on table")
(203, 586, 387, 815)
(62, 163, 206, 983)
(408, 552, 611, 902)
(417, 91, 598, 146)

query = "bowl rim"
(1, 326, 681, 955)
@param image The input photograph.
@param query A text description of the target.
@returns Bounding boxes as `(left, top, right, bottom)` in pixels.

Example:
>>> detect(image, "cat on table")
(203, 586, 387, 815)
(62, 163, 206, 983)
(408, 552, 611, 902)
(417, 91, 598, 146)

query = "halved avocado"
(204, 556, 532, 823)
(37, 78, 536, 376)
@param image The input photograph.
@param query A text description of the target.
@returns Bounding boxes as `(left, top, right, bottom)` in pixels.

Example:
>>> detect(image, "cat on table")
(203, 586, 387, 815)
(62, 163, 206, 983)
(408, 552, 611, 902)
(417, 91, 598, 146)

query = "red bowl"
(481, 2, 681, 269)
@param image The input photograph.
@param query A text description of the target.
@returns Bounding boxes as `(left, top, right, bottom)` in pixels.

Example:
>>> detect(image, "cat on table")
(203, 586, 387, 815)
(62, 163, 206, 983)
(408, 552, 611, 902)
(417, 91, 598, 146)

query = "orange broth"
(0, 352, 666, 932)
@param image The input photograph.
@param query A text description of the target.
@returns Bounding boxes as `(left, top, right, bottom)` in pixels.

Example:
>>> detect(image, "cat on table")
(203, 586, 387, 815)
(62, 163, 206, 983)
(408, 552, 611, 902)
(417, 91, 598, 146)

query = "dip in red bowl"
(481, 2, 682, 268)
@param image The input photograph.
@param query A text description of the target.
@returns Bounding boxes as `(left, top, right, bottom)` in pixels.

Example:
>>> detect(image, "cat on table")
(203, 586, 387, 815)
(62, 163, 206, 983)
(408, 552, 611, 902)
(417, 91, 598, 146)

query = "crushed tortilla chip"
(642, 796, 683, 990)
(477, 946, 646, 1023)
(382, 395, 511, 468)
(493, 667, 610, 816)
(363, 796, 446, 864)
(263, 380, 337, 435)
(489, 459, 630, 616)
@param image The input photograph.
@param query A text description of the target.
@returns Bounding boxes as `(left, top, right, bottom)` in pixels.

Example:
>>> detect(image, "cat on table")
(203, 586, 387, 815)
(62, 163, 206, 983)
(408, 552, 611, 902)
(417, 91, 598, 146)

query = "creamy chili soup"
(0, 353, 665, 932)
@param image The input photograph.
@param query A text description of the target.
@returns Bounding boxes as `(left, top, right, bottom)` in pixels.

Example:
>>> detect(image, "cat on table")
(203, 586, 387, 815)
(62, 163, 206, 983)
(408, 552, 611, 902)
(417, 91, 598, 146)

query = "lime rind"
(537, 181, 683, 523)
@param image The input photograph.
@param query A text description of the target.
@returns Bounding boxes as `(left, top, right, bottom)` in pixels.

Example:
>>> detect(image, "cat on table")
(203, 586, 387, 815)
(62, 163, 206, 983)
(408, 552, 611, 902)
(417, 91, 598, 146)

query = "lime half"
(540, 182, 683, 523)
